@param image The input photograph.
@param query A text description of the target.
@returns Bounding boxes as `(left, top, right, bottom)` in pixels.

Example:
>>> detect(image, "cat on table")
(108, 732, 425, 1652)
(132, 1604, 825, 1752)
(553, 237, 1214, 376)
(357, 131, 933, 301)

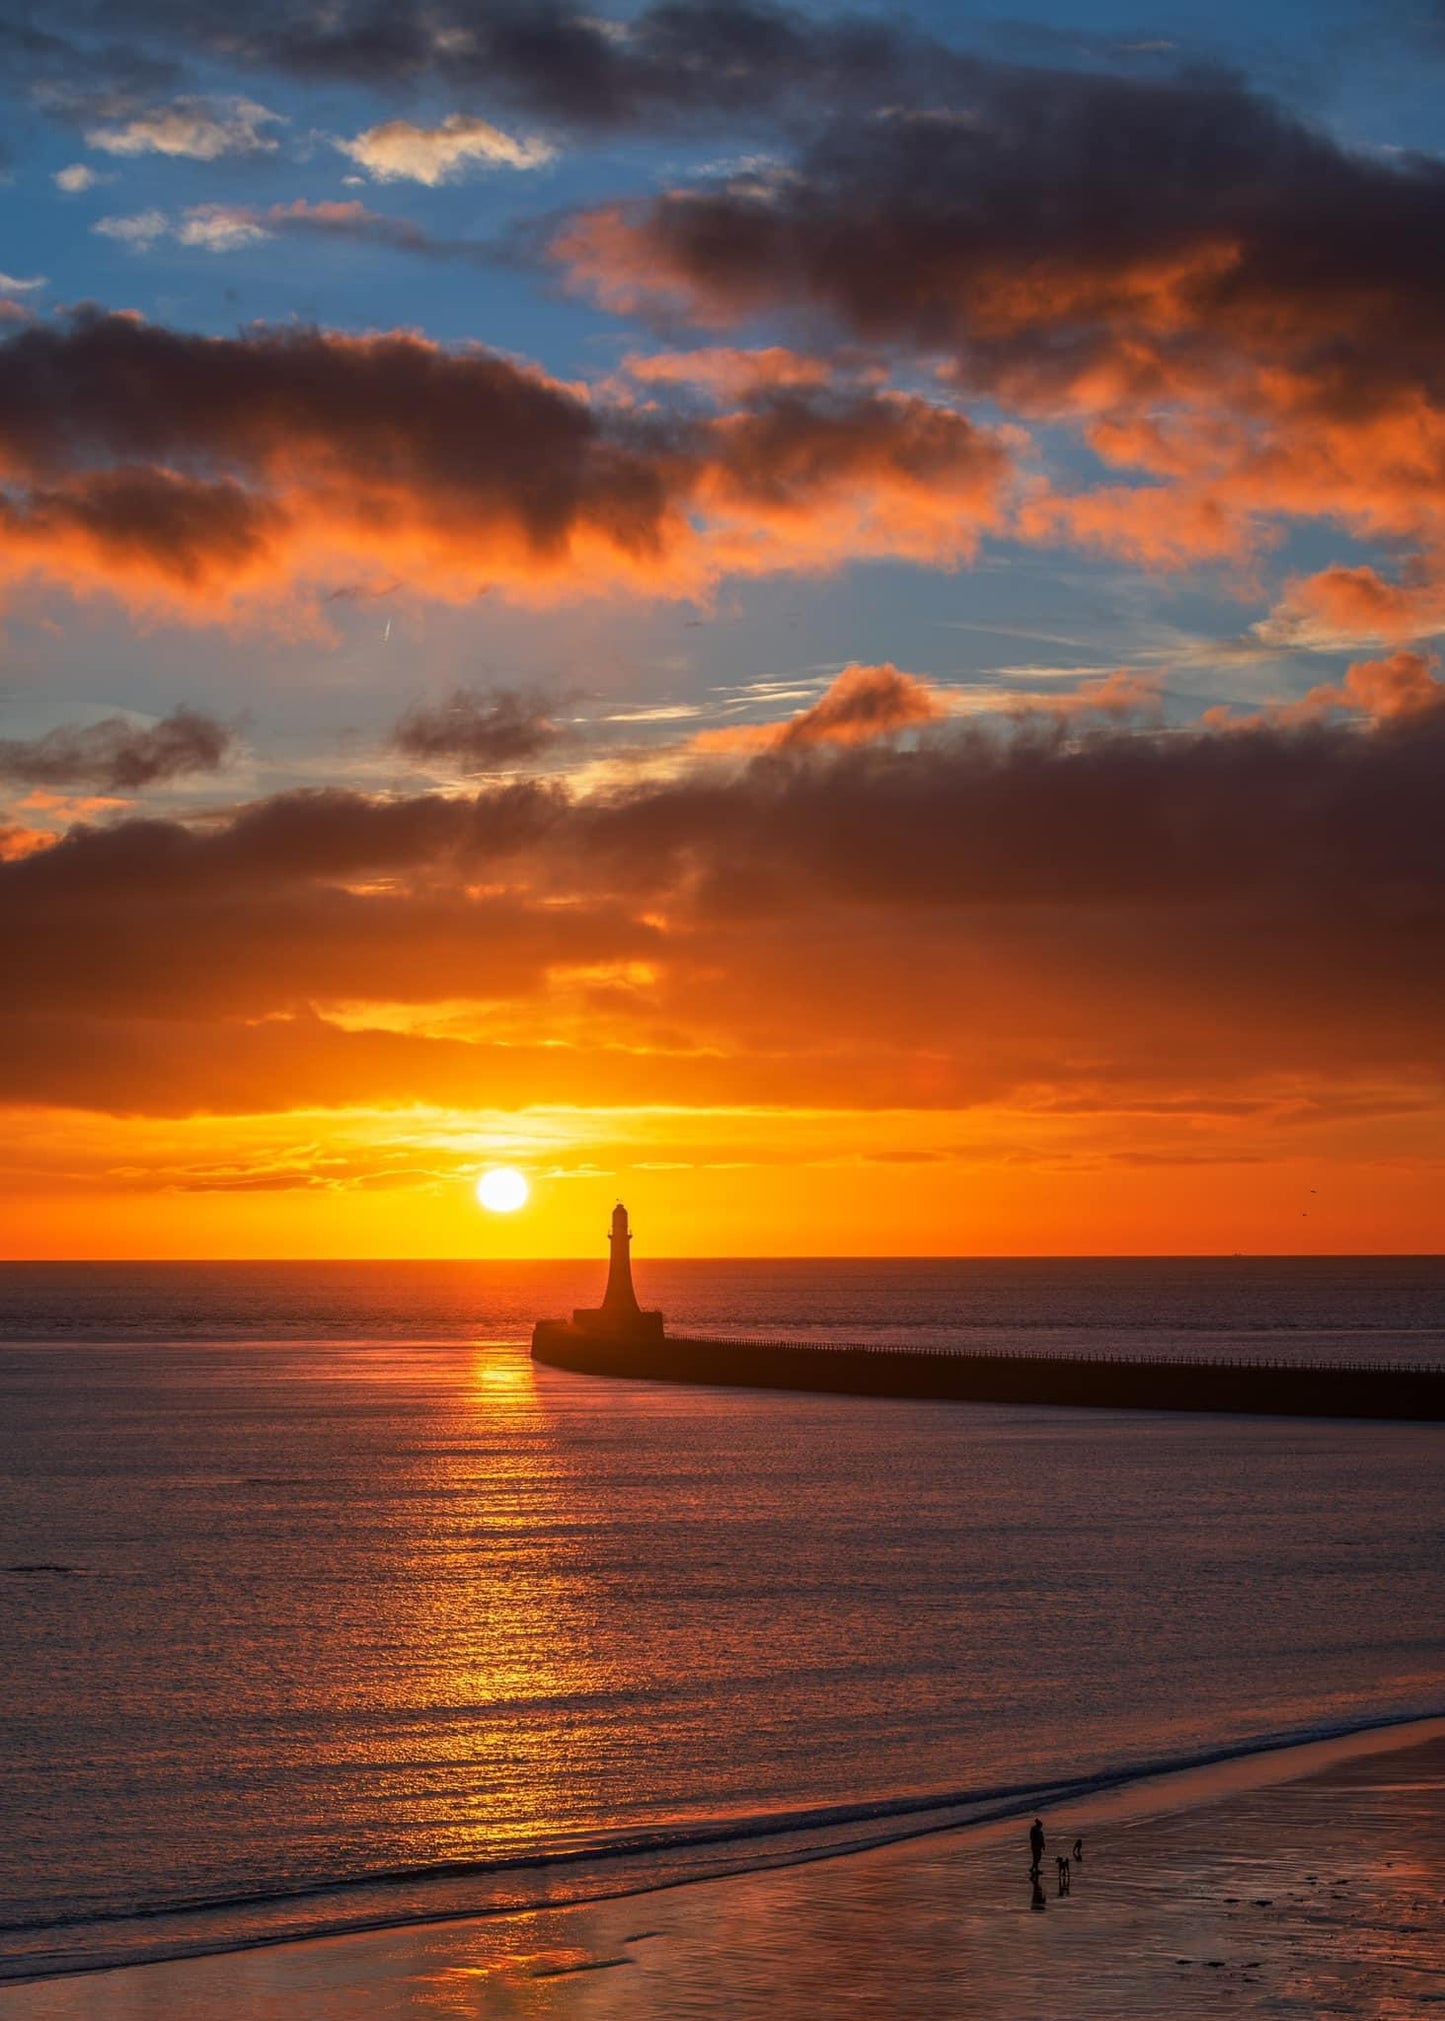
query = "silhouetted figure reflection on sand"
(1029, 1817, 1045, 1878)
(1030, 1875, 1047, 1912)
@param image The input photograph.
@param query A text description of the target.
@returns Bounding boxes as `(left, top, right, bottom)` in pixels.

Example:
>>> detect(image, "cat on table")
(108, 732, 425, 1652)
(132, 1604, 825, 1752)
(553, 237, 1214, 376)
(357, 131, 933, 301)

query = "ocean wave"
(3, 1708, 1440, 1987)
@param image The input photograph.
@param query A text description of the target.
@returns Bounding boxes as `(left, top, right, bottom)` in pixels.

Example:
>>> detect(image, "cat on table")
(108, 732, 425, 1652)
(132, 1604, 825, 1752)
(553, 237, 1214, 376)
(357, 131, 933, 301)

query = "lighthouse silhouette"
(570, 1201, 665, 1341)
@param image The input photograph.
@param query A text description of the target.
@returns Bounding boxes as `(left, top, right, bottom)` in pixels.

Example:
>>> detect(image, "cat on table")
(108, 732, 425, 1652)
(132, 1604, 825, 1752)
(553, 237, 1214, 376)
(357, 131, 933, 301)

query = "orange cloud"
(552, 68, 1445, 609)
(1204, 651, 1445, 731)
(0, 823, 51, 861)
(5, 691, 1445, 1254)
(622, 346, 846, 399)
(1313, 650, 1445, 722)
(0, 314, 1014, 622)
(4, 701, 1443, 1131)
(696, 662, 945, 753)
(696, 391, 1012, 574)
(1261, 565, 1445, 650)
(1010, 669, 1163, 722)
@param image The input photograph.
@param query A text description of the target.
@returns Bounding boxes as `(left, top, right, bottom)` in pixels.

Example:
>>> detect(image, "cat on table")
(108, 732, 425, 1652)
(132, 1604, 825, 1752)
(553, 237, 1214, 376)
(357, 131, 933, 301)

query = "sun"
(476, 1167, 530, 1214)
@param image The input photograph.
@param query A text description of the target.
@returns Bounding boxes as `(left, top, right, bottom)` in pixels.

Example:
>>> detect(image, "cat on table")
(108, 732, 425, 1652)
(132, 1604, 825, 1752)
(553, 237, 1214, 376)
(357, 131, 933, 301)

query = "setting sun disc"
(476, 1167, 529, 1213)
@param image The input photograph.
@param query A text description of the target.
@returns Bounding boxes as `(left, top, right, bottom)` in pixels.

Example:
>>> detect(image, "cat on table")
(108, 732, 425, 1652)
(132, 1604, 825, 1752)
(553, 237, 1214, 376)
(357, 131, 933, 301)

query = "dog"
(1055, 1854, 1071, 1894)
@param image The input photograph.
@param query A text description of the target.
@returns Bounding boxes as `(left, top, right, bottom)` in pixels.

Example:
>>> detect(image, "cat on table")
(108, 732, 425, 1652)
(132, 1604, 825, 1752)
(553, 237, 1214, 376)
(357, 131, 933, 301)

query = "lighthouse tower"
(602, 1201, 640, 1316)
(571, 1201, 665, 1341)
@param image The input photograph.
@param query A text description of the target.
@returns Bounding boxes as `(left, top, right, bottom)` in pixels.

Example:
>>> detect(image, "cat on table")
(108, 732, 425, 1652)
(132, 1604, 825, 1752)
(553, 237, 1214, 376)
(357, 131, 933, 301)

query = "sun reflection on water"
(371, 1341, 614, 1873)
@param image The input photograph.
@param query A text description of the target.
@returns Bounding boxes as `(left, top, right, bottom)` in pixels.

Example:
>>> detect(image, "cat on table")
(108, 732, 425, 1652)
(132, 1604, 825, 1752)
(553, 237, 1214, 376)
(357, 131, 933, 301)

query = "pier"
(530, 1325, 1445, 1421)
(531, 1208, 1445, 1422)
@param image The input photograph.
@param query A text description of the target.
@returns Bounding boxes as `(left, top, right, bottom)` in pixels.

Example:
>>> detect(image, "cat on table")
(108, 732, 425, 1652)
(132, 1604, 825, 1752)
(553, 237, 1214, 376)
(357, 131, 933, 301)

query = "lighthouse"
(602, 1201, 641, 1317)
(568, 1201, 665, 1342)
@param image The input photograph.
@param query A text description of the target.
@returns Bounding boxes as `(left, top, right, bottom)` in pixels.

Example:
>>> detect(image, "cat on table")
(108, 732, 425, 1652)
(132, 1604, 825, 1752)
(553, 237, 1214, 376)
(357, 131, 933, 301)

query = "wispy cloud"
(93, 198, 491, 261)
(86, 95, 284, 160)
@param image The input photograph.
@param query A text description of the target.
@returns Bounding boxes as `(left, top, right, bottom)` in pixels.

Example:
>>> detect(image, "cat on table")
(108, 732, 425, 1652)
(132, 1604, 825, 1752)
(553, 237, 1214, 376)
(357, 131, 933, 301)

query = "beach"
(4, 1270, 1444, 2013)
(3, 1719, 1441, 2018)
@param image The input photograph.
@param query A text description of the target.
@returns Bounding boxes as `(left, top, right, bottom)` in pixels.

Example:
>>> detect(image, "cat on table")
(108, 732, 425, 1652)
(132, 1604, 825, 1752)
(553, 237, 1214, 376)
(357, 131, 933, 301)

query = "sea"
(2, 1257, 1443, 1984)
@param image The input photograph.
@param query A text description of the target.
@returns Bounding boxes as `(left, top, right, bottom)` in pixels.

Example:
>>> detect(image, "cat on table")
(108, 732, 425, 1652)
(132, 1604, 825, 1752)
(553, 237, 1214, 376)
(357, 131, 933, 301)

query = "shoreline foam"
(4, 1711, 1442, 1991)
(2, 1714, 1442, 2019)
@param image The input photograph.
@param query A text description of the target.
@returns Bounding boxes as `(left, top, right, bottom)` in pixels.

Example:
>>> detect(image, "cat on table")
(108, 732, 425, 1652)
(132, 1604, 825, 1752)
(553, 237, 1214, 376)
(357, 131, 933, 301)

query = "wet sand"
(5, 1719, 1444, 2019)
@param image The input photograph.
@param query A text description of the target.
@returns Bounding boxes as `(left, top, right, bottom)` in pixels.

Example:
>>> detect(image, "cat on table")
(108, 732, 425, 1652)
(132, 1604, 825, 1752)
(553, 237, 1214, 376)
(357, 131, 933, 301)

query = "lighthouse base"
(567, 1306, 666, 1343)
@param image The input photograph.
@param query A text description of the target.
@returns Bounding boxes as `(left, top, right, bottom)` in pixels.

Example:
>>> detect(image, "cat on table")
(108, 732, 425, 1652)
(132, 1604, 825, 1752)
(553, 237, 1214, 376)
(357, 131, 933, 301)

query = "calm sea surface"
(2, 1259, 1443, 1981)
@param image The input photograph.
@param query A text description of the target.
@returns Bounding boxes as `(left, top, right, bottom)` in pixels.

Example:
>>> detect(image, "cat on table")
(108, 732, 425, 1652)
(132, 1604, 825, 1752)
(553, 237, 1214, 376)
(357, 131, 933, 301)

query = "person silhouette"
(1073, 1836, 1083, 1863)
(1029, 1817, 1045, 1877)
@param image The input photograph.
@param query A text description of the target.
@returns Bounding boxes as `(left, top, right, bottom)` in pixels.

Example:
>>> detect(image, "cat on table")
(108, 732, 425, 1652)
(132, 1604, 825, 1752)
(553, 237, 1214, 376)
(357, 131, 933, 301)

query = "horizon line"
(2, 1251, 1443, 1267)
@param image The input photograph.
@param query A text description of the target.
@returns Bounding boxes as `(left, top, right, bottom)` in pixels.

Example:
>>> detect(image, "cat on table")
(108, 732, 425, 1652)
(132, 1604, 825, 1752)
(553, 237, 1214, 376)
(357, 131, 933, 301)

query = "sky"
(2, 0, 1445, 1258)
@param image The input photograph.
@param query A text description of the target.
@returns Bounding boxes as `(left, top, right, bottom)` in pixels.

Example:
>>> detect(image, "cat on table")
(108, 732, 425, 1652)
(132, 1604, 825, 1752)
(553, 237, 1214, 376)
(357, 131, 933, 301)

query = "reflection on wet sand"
(6, 1727, 1442, 2020)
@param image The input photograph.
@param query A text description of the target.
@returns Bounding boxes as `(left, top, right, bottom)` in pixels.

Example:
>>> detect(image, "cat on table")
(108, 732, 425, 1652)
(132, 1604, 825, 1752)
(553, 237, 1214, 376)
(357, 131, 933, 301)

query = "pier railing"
(654, 1335, 1445, 1377)
(530, 1320, 1445, 1421)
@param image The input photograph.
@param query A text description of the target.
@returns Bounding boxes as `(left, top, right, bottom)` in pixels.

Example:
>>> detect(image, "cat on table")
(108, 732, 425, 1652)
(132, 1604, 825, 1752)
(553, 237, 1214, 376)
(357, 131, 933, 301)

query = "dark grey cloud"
(0, 308, 675, 551)
(0, 705, 235, 790)
(0, 13, 180, 104)
(7, 700, 1445, 948)
(10, 701, 1443, 910)
(3, 703, 1444, 1112)
(556, 59, 1445, 408)
(5, 0, 963, 132)
(391, 686, 566, 772)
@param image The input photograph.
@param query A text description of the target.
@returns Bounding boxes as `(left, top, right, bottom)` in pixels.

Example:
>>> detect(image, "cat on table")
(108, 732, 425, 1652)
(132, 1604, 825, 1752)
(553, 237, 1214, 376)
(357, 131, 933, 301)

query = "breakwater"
(530, 1324, 1445, 1421)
